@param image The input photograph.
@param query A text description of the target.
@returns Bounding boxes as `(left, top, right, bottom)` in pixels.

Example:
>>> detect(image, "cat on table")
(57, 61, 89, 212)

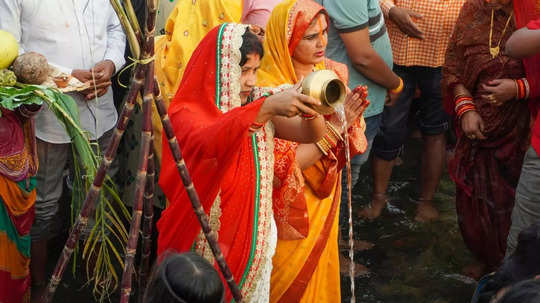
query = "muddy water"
(340, 137, 476, 303)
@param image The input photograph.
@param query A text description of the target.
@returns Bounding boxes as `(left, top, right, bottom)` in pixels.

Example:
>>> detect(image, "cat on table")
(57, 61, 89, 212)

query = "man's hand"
(90, 60, 115, 85)
(461, 110, 487, 140)
(75, 60, 115, 100)
(481, 79, 517, 107)
(71, 69, 93, 83)
(388, 6, 424, 39)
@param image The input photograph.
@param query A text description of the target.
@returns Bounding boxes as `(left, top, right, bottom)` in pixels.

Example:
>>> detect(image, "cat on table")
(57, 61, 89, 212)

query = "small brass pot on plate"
(302, 70, 346, 115)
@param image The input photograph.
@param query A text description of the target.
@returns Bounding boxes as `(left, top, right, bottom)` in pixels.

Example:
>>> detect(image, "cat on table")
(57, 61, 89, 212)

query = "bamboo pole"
(138, 143, 155, 303)
(44, 66, 147, 303)
(152, 79, 244, 302)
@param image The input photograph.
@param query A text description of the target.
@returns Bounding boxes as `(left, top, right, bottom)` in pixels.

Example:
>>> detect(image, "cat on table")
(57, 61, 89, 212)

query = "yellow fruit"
(0, 30, 19, 69)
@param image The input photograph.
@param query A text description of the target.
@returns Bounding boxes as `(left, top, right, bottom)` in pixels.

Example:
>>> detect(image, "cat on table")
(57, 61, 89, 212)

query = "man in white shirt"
(0, 1, 125, 300)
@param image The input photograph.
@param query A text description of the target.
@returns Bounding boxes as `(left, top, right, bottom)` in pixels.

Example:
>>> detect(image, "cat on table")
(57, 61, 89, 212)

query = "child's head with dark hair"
(497, 279, 540, 303)
(143, 251, 224, 303)
(239, 29, 264, 67)
(478, 223, 540, 303)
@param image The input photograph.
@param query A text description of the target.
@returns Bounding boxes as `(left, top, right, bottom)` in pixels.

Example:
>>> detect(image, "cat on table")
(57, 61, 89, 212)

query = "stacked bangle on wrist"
(315, 122, 344, 156)
(515, 78, 530, 100)
(390, 77, 404, 94)
(454, 95, 476, 119)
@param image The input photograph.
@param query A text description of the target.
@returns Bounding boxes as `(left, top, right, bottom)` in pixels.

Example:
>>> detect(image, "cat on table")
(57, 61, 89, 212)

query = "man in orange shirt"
(361, 0, 465, 222)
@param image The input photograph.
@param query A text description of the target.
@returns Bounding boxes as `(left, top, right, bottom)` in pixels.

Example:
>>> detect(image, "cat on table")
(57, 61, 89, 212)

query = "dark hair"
(143, 251, 225, 303)
(478, 223, 540, 303)
(498, 279, 540, 303)
(239, 29, 264, 66)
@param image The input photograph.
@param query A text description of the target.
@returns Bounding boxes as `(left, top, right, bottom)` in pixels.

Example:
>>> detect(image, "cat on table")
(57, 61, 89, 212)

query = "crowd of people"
(0, 0, 540, 302)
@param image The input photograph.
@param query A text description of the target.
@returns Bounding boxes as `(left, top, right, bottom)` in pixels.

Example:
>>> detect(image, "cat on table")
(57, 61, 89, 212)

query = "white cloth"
(249, 216, 277, 303)
(0, 0, 126, 143)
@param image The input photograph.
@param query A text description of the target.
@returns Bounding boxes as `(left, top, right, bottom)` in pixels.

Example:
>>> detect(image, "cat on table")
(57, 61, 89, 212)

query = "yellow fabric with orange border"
(153, 0, 242, 162)
(257, 0, 367, 302)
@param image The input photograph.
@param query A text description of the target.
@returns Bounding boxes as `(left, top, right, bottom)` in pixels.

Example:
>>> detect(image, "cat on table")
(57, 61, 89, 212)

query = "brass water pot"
(302, 70, 346, 115)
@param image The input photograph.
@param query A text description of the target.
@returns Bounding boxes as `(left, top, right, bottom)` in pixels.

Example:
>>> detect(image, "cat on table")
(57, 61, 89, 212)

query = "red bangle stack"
(454, 96, 476, 119)
(515, 78, 530, 100)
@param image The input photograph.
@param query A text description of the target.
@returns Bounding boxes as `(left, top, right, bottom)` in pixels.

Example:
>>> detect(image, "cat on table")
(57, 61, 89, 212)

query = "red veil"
(157, 23, 274, 302)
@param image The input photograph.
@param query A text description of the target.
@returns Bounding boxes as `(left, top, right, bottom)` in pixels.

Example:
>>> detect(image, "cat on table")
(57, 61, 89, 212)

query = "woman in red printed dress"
(442, 0, 531, 277)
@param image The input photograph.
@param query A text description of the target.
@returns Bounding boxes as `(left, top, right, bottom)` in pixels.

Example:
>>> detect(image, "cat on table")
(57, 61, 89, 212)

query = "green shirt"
(316, 0, 393, 118)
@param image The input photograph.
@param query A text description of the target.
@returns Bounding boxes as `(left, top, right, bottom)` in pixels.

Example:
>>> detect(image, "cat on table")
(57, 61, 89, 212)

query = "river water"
(340, 137, 476, 303)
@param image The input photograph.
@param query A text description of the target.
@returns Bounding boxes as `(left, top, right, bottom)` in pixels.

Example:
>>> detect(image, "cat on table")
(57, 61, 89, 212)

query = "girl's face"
(239, 53, 261, 105)
(292, 14, 328, 66)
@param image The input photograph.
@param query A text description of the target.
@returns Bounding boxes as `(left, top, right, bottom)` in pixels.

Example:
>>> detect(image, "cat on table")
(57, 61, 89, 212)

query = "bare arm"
(505, 27, 540, 59)
(339, 28, 401, 90)
(272, 115, 326, 143)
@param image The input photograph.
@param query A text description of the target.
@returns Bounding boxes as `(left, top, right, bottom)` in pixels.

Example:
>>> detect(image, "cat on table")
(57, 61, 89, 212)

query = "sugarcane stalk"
(119, 63, 153, 303)
(123, 0, 143, 46)
(110, 0, 140, 59)
(44, 63, 147, 303)
(152, 79, 244, 302)
(138, 142, 155, 303)
(119, 1, 157, 301)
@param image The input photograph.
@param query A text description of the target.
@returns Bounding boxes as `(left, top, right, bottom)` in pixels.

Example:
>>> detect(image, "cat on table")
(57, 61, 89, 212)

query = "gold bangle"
(326, 122, 344, 142)
(390, 77, 404, 94)
(315, 140, 329, 156)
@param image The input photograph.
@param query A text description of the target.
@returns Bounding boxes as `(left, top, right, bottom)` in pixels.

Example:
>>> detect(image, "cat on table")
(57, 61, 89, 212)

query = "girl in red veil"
(157, 23, 326, 302)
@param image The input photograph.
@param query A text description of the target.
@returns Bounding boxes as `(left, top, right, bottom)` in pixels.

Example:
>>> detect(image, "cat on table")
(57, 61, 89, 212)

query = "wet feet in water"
(358, 194, 387, 220)
(414, 200, 440, 222)
(462, 262, 488, 281)
(339, 253, 370, 278)
(339, 238, 375, 251)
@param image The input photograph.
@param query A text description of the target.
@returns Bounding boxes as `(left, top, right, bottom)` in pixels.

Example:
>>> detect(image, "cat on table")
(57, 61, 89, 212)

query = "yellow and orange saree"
(257, 0, 367, 302)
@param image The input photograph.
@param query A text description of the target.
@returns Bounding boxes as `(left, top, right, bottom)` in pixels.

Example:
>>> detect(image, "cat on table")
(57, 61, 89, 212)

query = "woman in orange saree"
(0, 106, 39, 303)
(257, 0, 369, 301)
(157, 23, 327, 302)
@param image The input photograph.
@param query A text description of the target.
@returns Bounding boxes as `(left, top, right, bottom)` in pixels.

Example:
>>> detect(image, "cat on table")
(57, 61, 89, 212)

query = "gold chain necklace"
(489, 9, 513, 59)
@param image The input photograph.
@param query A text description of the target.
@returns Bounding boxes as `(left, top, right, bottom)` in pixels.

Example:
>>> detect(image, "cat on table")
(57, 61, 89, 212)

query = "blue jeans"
(340, 114, 382, 223)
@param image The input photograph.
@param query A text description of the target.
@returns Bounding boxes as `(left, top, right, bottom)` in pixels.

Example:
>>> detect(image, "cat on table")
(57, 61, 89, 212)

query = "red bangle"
(301, 113, 316, 120)
(455, 96, 473, 106)
(456, 104, 476, 118)
(517, 79, 525, 99)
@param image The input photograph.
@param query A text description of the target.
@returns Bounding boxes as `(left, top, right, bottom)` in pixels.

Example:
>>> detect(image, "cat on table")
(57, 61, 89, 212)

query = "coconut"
(0, 30, 19, 69)
(11, 52, 49, 85)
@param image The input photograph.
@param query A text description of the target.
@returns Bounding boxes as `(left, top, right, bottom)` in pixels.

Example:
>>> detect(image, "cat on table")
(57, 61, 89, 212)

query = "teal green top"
(316, 0, 393, 118)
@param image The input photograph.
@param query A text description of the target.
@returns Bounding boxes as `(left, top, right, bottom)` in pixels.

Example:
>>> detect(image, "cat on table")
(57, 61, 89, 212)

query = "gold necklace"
(489, 9, 513, 59)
